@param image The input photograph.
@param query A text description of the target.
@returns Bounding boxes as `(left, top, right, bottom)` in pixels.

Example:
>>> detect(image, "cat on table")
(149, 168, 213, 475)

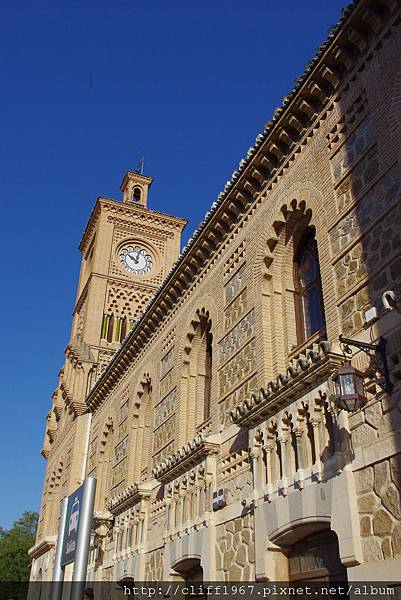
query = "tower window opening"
(120, 316, 128, 342)
(107, 314, 114, 343)
(132, 187, 142, 203)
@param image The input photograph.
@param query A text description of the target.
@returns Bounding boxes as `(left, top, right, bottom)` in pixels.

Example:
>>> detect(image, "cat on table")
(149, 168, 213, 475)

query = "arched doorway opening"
(172, 557, 205, 598)
(117, 577, 136, 595)
(288, 530, 347, 583)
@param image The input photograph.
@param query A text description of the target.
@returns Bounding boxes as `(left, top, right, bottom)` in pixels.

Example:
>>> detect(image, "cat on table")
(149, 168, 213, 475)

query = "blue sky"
(0, 0, 347, 529)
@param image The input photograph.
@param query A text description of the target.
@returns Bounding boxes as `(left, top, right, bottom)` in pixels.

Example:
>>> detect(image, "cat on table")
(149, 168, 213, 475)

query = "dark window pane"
(303, 285, 324, 336)
(294, 231, 326, 343)
(299, 249, 317, 287)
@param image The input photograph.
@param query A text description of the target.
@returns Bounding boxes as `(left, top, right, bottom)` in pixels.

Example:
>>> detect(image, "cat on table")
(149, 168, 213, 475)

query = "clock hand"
(128, 252, 139, 264)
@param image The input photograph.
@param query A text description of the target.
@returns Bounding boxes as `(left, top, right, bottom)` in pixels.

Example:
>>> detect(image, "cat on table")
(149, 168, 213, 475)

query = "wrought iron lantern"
(332, 361, 367, 412)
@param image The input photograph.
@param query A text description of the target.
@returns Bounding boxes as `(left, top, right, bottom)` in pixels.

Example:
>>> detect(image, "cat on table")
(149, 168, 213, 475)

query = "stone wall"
(355, 456, 401, 562)
(216, 514, 255, 580)
(349, 392, 401, 447)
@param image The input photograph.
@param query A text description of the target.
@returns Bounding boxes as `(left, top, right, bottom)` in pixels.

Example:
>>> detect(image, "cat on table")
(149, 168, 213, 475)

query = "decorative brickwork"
(327, 90, 368, 151)
(219, 374, 258, 425)
(87, 436, 97, 473)
(154, 388, 177, 428)
(224, 242, 246, 276)
(219, 310, 255, 364)
(113, 226, 166, 251)
(75, 293, 87, 338)
(152, 441, 175, 467)
(111, 457, 127, 489)
(335, 202, 401, 292)
(117, 419, 128, 441)
(334, 147, 380, 213)
(114, 436, 128, 464)
(161, 347, 175, 377)
(219, 339, 256, 398)
(224, 289, 247, 331)
(159, 369, 175, 399)
(106, 283, 153, 321)
(161, 328, 175, 353)
(153, 415, 176, 455)
(330, 118, 374, 184)
(225, 264, 246, 304)
(96, 350, 114, 382)
(336, 198, 401, 335)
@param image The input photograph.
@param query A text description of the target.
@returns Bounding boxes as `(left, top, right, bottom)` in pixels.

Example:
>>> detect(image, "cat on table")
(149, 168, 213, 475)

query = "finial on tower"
(135, 156, 145, 175)
(120, 169, 153, 207)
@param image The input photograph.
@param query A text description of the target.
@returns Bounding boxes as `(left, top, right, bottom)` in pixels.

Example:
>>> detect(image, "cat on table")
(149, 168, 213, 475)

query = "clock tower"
(41, 169, 186, 453)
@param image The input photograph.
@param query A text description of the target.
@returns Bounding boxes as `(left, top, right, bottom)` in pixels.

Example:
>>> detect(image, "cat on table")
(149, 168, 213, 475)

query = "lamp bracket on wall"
(339, 335, 393, 393)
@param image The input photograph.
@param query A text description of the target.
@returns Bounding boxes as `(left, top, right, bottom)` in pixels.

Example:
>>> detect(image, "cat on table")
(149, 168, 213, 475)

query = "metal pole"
(70, 477, 97, 600)
(50, 497, 68, 600)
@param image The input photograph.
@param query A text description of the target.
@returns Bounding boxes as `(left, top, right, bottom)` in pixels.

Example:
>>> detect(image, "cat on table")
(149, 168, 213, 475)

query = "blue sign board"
(60, 484, 84, 567)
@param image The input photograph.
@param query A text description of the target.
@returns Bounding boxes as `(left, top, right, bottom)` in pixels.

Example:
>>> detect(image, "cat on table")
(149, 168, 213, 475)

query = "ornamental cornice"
(85, 0, 399, 413)
(28, 536, 56, 558)
(59, 381, 87, 417)
(152, 433, 220, 484)
(65, 339, 96, 364)
(106, 481, 154, 516)
(73, 280, 89, 315)
(79, 202, 101, 254)
(60, 381, 72, 404)
(79, 197, 187, 253)
(229, 341, 343, 429)
(103, 201, 187, 229)
(108, 214, 175, 239)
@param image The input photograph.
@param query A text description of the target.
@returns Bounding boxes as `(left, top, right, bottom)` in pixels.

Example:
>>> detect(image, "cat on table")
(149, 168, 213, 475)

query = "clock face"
(119, 246, 152, 275)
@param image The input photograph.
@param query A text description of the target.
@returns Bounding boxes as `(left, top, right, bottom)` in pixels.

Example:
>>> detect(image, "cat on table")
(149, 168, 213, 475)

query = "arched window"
(132, 376, 153, 481)
(97, 418, 113, 509)
(191, 316, 212, 430)
(293, 229, 326, 344)
(181, 310, 213, 441)
(203, 325, 213, 422)
(132, 187, 141, 203)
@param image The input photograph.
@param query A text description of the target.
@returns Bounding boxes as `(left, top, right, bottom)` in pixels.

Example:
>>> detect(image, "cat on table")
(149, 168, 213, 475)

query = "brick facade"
(30, 0, 401, 584)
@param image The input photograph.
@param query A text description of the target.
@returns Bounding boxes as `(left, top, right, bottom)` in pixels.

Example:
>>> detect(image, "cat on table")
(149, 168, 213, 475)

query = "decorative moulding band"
(106, 482, 154, 516)
(230, 341, 343, 429)
(28, 536, 56, 559)
(152, 433, 220, 484)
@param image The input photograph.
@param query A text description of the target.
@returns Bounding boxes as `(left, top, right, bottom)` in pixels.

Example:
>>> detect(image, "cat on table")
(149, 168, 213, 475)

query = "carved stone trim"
(230, 341, 343, 428)
(152, 433, 220, 484)
(28, 536, 56, 558)
(106, 481, 153, 516)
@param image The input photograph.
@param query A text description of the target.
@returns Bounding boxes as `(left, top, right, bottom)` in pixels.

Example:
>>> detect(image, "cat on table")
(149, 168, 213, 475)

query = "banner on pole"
(60, 484, 84, 567)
